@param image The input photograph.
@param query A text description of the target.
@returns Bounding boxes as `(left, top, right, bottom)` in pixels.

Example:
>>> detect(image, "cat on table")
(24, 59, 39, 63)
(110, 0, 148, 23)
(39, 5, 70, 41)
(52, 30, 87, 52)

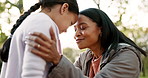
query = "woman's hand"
(26, 27, 61, 65)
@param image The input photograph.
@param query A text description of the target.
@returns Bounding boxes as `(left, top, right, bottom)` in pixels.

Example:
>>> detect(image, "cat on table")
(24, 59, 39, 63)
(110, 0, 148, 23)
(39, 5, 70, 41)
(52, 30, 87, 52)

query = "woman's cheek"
(81, 31, 85, 35)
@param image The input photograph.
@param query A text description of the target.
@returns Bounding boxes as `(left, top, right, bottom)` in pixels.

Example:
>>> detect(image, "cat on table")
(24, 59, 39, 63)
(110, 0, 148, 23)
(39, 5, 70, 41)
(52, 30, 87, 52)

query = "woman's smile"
(76, 38, 85, 43)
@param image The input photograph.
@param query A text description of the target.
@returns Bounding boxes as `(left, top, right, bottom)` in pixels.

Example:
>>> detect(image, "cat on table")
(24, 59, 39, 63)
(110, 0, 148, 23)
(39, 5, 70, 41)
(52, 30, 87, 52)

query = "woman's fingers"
(27, 33, 55, 49)
(31, 49, 52, 62)
(26, 35, 48, 48)
(26, 41, 52, 54)
(31, 46, 60, 64)
(29, 32, 53, 44)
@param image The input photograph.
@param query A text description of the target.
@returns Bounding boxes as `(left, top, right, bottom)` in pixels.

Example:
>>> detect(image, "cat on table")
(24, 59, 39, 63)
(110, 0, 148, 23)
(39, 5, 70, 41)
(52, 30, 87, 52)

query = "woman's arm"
(48, 55, 88, 78)
(27, 30, 141, 78)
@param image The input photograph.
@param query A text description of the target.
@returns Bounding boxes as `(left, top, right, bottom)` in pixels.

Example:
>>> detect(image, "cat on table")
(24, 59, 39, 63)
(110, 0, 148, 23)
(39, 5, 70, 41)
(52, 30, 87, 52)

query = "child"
(0, 0, 79, 78)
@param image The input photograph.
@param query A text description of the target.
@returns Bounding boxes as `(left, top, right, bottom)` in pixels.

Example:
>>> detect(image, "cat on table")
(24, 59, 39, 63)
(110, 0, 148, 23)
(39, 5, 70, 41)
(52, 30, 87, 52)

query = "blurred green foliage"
(63, 48, 81, 63)
(0, 0, 24, 72)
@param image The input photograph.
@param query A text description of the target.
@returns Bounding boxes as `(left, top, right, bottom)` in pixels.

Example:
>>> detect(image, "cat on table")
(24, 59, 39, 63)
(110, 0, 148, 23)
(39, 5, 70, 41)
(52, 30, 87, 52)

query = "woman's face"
(74, 15, 101, 49)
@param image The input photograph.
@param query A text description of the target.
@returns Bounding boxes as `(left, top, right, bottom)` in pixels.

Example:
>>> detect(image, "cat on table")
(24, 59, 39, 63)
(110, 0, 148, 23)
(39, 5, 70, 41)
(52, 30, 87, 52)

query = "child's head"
(40, 0, 79, 33)
(11, 0, 79, 34)
(40, 0, 79, 15)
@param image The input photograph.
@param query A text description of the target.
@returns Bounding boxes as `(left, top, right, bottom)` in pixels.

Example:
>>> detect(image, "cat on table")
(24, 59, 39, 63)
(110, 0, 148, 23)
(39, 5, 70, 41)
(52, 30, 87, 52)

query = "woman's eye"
(80, 26, 86, 30)
(81, 27, 85, 30)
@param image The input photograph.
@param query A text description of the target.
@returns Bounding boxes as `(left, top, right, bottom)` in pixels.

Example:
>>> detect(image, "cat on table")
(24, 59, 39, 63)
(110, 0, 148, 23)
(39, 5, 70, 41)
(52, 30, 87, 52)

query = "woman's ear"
(60, 3, 69, 15)
(98, 27, 102, 37)
(97, 27, 102, 36)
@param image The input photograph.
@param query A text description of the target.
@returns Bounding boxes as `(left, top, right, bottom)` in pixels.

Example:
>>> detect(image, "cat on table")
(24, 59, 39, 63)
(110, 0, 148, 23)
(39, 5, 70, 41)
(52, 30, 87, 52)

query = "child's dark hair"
(0, 0, 79, 62)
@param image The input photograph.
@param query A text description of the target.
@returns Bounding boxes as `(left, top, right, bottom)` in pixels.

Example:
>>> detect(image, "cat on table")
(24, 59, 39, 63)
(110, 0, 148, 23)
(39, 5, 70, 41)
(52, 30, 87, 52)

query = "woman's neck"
(89, 44, 104, 58)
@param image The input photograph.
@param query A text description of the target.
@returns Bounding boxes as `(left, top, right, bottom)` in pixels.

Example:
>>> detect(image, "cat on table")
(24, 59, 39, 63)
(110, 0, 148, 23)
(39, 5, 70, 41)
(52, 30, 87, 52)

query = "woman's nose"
(74, 29, 82, 39)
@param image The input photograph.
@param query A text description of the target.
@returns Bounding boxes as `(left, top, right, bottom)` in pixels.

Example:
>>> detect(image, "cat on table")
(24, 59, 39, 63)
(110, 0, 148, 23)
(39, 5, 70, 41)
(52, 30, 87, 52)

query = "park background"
(0, 0, 148, 77)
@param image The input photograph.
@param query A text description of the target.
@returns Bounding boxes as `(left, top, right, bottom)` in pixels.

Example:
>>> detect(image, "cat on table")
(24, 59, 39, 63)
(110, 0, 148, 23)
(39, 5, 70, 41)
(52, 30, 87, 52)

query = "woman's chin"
(78, 46, 86, 49)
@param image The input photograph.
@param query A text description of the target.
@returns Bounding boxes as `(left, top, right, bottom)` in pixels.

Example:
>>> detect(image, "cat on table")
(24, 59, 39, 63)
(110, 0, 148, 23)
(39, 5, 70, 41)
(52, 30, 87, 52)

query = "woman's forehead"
(74, 21, 87, 27)
(78, 15, 93, 22)
(74, 14, 96, 27)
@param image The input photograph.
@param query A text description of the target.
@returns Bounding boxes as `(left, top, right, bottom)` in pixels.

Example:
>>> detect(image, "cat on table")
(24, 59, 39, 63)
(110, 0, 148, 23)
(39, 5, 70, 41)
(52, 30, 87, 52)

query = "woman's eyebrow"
(74, 22, 87, 28)
(79, 22, 86, 25)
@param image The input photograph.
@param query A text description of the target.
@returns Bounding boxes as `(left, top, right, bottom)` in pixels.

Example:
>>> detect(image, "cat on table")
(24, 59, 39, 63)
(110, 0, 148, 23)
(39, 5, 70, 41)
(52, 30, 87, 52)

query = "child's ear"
(60, 3, 69, 15)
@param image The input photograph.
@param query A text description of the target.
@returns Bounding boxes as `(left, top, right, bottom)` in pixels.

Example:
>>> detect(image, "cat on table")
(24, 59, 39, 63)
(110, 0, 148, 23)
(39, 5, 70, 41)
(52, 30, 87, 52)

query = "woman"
(0, 0, 79, 78)
(26, 8, 147, 78)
